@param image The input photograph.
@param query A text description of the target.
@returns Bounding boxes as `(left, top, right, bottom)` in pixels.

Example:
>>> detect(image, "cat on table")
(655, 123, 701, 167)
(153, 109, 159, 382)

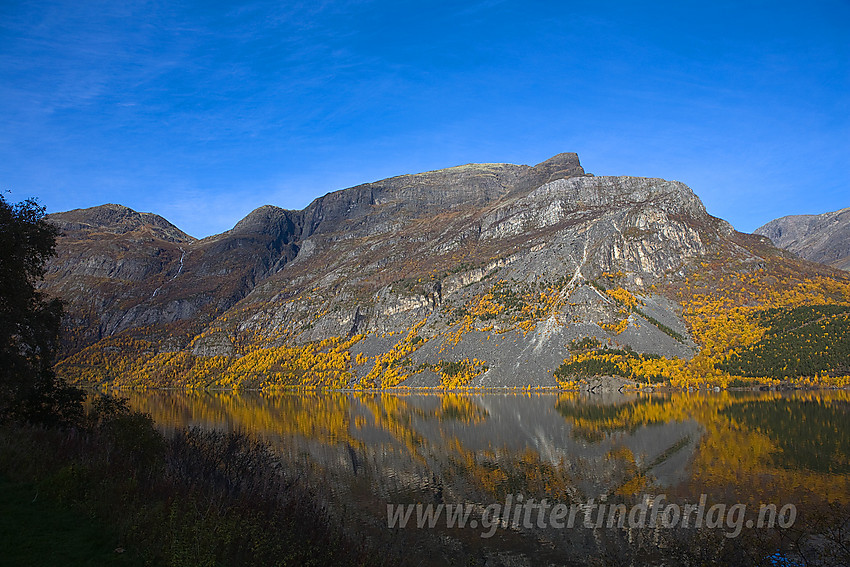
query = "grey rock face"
(755, 207, 850, 271)
(297, 153, 586, 239)
(231, 171, 715, 367)
(42, 153, 755, 384)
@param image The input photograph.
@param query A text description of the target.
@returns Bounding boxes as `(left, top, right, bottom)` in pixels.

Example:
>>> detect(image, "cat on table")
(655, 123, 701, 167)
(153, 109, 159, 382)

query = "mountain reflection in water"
(123, 390, 850, 566)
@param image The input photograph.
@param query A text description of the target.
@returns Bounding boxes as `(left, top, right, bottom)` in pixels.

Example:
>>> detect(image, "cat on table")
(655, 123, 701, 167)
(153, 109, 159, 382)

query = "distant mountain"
(42, 154, 850, 389)
(755, 207, 850, 271)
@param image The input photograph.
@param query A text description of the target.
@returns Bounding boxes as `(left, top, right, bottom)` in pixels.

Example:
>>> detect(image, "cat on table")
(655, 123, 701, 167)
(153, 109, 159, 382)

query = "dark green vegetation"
(0, 475, 145, 567)
(554, 345, 662, 383)
(722, 398, 850, 474)
(568, 336, 603, 351)
(719, 305, 850, 379)
(489, 282, 528, 313)
(435, 359, 482, 376)
(0, 398, 380, 567)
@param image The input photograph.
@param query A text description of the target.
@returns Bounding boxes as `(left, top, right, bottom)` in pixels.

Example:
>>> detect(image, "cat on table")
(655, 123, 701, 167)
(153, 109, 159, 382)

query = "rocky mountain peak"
(229, 205, 300, 238)
(48, 203, 195, 243)
(532, 152, 586, 182)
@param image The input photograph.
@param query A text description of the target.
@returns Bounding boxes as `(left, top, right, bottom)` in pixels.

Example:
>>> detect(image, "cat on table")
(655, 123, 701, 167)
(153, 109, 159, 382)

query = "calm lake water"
(124, 389, 850, 566)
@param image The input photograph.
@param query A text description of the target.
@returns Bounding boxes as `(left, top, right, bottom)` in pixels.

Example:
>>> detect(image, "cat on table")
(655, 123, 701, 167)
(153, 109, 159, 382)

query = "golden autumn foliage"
(672, 271, 850, 387)
(606, 287, 640, 309)
(359, 319, 428, 388)
(59, 334, 366, 390)
(435, 358, 488, 389)
(600, 318, 629, 335)
(445, 278, 580, 348)
(220, 334, 365, 389)
(556, 390, 850, 503)
(556, 268, 850, 389)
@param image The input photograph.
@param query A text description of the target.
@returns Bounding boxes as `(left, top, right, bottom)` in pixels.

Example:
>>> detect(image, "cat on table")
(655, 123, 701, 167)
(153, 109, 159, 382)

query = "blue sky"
(1, 0, 848, 238)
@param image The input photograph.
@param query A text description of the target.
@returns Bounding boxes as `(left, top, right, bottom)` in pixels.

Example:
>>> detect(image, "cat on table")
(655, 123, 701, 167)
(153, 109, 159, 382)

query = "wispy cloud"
(1, 0, 848, 236)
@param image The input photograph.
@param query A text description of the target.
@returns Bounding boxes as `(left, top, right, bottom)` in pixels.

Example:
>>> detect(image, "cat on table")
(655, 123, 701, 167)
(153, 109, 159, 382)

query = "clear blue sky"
(2, 0, 848, 238)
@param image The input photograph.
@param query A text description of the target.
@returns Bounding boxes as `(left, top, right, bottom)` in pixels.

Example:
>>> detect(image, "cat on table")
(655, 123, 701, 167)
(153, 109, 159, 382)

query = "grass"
(0, 476, 144, 567)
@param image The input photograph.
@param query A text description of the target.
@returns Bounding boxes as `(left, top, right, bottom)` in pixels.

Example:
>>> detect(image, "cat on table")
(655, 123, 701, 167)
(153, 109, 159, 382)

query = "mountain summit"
(49, 203, 195, 243)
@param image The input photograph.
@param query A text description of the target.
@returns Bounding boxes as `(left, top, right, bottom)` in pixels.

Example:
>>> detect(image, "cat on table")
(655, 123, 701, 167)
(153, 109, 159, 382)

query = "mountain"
(43, 154, 850, 390)
(43, 202, 300, 353)
(755, 207, 850, 271)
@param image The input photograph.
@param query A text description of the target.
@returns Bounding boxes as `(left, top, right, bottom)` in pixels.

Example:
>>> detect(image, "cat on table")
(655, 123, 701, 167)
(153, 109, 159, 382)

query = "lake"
(124, 389, 850, 566)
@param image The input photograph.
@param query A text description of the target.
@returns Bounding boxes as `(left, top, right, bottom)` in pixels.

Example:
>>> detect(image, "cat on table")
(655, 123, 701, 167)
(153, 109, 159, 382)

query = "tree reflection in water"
(124, 389, 850, 566)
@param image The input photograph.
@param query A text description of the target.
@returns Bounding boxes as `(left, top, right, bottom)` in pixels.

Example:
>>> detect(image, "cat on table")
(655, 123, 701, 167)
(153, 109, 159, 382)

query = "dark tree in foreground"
(0, 193, 83, 425)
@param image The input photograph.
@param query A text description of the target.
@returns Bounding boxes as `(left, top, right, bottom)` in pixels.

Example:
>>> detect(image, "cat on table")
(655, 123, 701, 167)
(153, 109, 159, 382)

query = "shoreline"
(81, 382, 850, 395)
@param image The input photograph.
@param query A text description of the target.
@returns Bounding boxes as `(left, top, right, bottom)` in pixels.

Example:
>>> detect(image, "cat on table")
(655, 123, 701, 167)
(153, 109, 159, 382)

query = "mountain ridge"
(42, 154, 587, 354)
(41, 153, 850, 390)
(755, 207, 850, 271)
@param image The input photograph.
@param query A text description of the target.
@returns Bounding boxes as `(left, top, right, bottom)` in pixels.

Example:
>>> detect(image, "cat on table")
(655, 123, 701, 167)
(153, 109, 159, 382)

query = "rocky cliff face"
(44, 202, 302, 352)
(755, 207, 850, 271)
(42, 153, 847, 388)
